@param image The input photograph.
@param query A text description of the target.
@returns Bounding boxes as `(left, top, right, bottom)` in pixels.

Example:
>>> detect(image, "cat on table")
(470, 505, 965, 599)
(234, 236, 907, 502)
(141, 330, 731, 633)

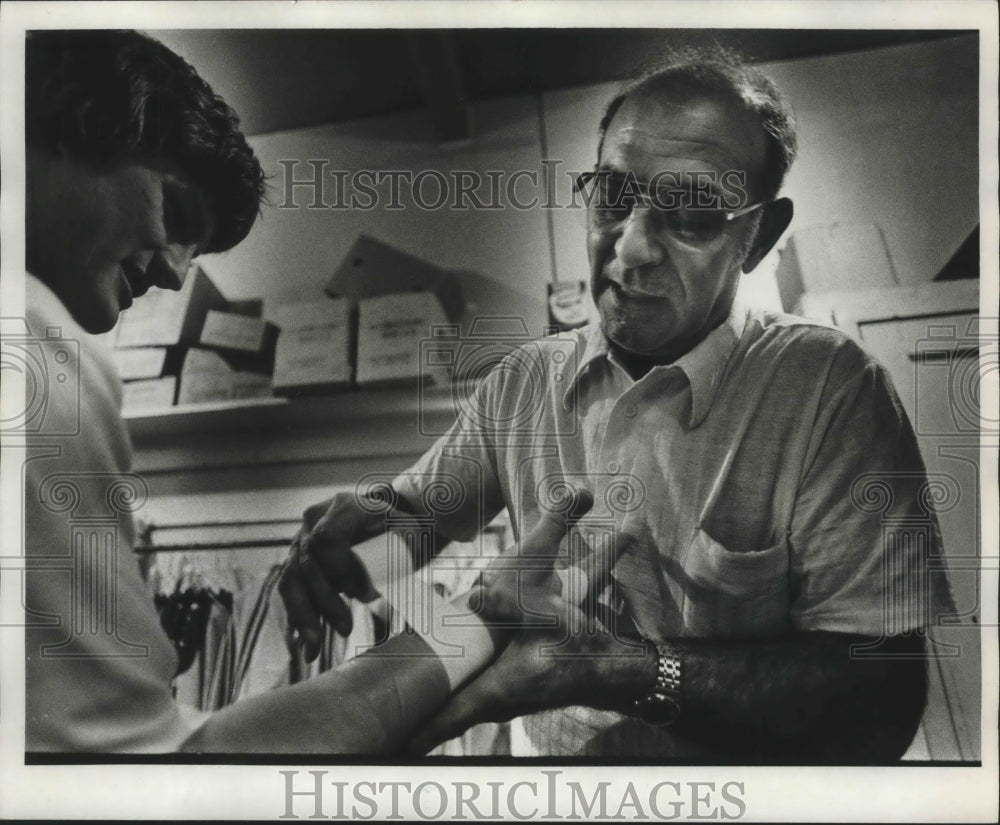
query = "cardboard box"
(121, 376, 177, 414)
(325, 234, 464, 323)
(199, 308, 278, 364)
(775, 223, 898, 313)
(115, 265, 227, 348)
(177, 347, 273, 405)
(271, 297, 353, 394)
(356, 291, 449, 386)
(111, 347, 171, 381)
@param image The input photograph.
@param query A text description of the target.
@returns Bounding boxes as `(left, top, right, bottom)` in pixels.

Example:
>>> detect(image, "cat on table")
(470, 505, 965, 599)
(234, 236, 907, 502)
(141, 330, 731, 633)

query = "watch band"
(633, 642, 682, 726)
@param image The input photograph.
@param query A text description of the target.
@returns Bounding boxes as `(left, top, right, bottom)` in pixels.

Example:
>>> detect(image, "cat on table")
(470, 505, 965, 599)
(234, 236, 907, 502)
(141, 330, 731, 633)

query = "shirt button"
(623, 404, 638, 418)
(607, 461, 620, 474)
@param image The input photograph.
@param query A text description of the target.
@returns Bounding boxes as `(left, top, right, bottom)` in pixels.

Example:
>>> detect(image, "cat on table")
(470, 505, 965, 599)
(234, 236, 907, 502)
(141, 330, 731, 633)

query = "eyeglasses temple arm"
(725, 201, 768, 221)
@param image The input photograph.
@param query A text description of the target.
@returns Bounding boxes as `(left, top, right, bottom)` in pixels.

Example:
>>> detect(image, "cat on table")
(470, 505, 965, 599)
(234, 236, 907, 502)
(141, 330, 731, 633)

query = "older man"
(281, 48, 953, 761)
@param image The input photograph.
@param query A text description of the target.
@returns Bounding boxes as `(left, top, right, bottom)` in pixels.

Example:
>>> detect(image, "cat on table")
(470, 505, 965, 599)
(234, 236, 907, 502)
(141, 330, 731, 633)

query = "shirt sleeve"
(392, 371, 507, 544)
(788, 358, 956, 636)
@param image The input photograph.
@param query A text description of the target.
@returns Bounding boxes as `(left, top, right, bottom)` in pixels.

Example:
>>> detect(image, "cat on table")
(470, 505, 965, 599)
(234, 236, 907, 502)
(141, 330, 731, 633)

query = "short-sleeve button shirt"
(394, 305, 954, 755)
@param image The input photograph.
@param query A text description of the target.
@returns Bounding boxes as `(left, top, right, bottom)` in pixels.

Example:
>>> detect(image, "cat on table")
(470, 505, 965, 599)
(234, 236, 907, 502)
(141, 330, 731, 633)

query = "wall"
(765, 35, 979, 286)
(196, 97, 552, 336)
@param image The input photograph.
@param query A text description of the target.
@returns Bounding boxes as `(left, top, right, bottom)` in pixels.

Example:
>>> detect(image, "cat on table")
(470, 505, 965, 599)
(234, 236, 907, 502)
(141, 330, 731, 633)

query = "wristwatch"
(632, 642, 682, 726)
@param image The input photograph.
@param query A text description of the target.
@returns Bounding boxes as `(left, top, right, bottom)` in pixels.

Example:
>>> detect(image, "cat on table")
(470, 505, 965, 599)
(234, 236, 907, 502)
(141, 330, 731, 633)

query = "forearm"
(180, 671, 396, 753)
(180, 633, 453, 754)
(591, 631, 927, 761)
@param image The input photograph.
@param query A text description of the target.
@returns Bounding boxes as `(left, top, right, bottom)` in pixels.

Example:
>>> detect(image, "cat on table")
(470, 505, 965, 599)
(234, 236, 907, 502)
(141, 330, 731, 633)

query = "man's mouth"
(604, 279, 666, 304)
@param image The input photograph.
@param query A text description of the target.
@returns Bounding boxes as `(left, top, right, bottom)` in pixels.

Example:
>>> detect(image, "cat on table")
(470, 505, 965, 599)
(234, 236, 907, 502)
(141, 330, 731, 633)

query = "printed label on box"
(200, 310, 269, 353)
(356, 292, 448, 386)
(271, 297, 352, 392)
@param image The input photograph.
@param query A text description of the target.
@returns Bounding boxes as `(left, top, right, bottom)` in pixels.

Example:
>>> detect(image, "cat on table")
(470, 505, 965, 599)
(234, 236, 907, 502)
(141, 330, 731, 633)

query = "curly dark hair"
(598, 45, 798, 202)
(26, 29, 265, 253)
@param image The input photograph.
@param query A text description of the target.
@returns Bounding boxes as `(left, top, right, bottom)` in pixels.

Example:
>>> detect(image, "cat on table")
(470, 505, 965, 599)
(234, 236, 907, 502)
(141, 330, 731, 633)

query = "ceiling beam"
(408, 31, 471, 143)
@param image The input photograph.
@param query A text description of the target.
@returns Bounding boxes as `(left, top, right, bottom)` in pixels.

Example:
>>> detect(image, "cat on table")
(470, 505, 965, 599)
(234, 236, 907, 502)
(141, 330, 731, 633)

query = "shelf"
(124, 381, 473, 488)
(125, 381, 466, 443)
(126, 395, 288, 420)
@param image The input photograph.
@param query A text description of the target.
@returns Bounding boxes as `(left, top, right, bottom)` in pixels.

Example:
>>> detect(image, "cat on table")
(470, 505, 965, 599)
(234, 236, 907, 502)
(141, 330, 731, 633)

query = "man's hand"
(409, 493, 651, 754)
(278, 492, 388, 661)
(408, 608, 628, 755)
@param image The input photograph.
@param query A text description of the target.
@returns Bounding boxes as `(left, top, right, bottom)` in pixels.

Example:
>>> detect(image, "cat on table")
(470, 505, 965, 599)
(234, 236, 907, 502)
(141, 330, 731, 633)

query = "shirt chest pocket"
(674, 527, 792, 637)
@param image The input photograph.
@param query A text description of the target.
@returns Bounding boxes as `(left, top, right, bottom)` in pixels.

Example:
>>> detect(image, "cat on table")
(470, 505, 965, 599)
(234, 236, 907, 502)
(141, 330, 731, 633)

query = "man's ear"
(742, 197, 793, 274)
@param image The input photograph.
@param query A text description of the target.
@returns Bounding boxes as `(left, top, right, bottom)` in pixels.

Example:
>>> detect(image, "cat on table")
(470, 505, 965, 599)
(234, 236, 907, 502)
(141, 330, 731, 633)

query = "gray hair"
(597, 45, 798, 201)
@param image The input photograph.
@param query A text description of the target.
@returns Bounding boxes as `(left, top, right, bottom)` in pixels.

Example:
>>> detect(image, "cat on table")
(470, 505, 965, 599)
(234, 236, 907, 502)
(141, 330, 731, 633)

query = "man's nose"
(149, 243, 199, 291)
(613, 207, 665, 269)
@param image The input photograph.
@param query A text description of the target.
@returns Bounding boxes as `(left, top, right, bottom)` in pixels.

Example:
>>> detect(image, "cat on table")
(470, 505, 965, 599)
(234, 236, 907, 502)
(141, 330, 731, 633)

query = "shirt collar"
(674, 301, 747, 427)
(565, 300, 748, 428)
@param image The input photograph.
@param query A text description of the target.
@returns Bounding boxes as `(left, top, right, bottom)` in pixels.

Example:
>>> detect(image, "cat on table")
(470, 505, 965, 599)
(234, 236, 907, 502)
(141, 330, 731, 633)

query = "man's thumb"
(517, 488, 594, 560)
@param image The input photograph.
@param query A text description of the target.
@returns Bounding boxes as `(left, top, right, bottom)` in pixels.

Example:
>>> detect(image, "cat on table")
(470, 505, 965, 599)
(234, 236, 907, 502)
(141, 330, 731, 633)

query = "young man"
(23, 29, 569, 754)
(22, 28, 265, 751)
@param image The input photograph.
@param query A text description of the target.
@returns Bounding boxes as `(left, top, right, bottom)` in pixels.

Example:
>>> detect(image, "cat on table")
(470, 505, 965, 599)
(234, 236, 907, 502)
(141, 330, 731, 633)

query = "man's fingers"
(517, 488, 594, 561)
(564, 532, 634, 601)
(304, 512, 381, 602)
(567, 488, 595, 523)
(299, 551, 355, 638)
(301, 497, 334, 531)
(277, 559, 325, 662)
(479, 586, 569, 627)
(282, 492, 410, 653)
(507, 488, 593, 593)
(465, 488, 596, 623)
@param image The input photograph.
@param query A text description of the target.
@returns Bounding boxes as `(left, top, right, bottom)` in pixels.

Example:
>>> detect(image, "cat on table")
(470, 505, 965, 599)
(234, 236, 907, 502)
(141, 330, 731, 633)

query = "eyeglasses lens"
(586, 173, 728, 243)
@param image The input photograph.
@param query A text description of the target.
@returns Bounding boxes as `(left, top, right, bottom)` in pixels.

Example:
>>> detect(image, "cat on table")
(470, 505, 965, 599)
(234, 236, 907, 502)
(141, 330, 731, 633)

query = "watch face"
(637, 693, 680, 727)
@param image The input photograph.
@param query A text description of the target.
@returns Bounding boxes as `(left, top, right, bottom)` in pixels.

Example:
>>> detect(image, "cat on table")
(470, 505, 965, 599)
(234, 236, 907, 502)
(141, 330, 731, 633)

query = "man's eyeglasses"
(575, 170, 767, 245)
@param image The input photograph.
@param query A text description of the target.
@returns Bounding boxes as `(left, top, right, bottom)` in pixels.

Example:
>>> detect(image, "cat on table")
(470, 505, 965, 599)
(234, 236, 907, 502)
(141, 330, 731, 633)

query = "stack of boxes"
(112, 265, 225, 413)
(774, 222, 899, 317)
(177, 302, 277, 405)
(112, 236, 463, 413)
(271, 234, 460, 394)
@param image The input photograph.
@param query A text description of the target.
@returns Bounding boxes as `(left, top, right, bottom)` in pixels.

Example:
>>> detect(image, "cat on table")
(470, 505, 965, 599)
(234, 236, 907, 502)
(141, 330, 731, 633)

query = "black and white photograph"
(0, 1, 996, 821)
